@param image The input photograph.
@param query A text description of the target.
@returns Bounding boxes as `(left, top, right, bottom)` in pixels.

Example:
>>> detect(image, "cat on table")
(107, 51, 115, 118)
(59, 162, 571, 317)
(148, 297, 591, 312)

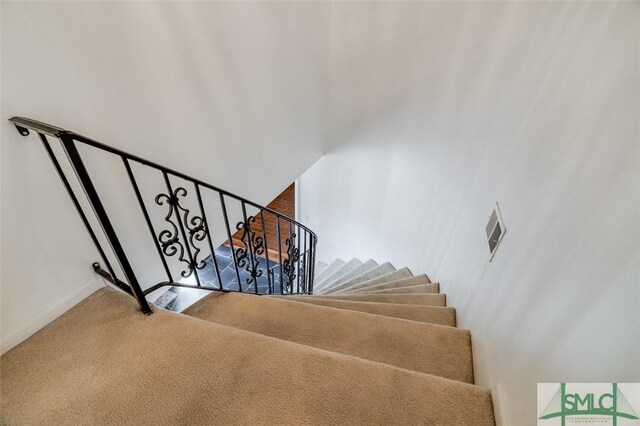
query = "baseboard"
(491, 382, 512, 426)
(1, 278, 103, 355)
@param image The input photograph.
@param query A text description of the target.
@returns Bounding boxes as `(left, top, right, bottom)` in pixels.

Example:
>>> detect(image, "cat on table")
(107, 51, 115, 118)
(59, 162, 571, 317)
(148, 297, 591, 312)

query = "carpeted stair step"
(184, 292, 473, 382)
(316, 262, 396, 294)
(317, 258, 379, 291)
(314, 258, 363, 291)
(306, 293, 446, 306)
(337, 274, 431, 294)
(323, 267, 413, 294)
(314, 261, 329, 276)
(280, 297, 457, 326)
(313, 258, 345, 284)
(357, 283, 440, 295)
(0, 288, 494, 425)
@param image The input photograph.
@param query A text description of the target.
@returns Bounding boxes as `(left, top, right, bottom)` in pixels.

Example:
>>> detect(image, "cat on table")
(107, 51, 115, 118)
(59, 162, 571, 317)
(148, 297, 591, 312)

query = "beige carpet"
(184, 292, 473, 382)
(338, 275, 433, 293)
(315, 262, 396, 293)
(280, 296, 457, 326)
(319, 267, 413, 294)
(300, 293, 446, 305)
(357, 283, 440, 294)
(1, 288, 494, 425)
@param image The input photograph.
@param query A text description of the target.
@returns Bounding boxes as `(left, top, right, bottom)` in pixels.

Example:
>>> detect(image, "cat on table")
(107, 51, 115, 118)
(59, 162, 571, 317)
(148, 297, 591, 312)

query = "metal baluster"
(296, 225, 301, 294)
(240, 202, 259, 294)
(124, 159, 174, 283)
(310, 235, 317, 294)
(195, 184, 223, 290)
(260, 210, 272, 294)
(302, 229, 308, 293)
(219, 193, 243, 292)
(60, 134, 151, 313)
(288, 221, 294, 294)
(307, 243, 311, 294)
(37, 133, 127, 294)
(309, 234, 314, 293)
(162, 172, 201, 287)
(276, 217, 284, 294)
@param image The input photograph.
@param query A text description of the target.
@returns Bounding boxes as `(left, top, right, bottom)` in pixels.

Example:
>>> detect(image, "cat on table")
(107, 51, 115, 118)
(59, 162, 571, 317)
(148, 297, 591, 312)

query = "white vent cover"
(486, 203, 506, 261)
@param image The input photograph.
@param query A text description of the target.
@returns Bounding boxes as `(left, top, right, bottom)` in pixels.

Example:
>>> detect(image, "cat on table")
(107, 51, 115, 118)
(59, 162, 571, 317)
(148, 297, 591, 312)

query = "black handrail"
(10, 116, 318, 313)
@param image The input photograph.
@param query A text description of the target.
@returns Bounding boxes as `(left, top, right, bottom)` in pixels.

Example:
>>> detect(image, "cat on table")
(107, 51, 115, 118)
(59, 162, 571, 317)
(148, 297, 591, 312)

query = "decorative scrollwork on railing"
(299, 254, 307, 293)
(235, 215, 266, 285)
(155, 187, 207, 279)
(282, 233, 300, 293)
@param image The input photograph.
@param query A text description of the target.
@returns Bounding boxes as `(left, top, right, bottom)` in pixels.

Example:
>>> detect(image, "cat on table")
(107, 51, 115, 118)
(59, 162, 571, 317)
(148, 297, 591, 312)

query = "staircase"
(1, 257, 495, 424)
(1, 118, 495, 424)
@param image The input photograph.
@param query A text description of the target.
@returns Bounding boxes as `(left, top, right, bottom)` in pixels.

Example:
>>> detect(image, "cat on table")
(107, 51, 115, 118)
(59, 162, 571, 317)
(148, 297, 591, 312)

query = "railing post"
(60, 134, 152, 314)
(219, 193, 243, 292)
(276, 217, 284, 294)
(302, 230, 308, 293)
(310, 236, 317, 294)
(296, 226, 301, 294)
(259, 211, 272, 294)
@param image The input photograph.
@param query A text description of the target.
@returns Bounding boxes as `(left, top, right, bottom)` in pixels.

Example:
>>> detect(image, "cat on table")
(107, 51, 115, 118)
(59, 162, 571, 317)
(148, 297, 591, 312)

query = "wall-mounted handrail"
(9, 117, 317, 237)
(10, 116, 318, 313)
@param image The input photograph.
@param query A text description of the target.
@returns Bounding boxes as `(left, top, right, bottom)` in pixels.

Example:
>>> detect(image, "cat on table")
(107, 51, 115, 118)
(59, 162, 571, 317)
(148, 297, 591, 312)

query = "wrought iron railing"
(9, 116, 317, 313)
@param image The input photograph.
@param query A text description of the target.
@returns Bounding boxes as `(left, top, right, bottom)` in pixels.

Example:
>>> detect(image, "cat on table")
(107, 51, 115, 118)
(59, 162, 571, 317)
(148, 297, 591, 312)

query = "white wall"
(299, 2, 639, 425)
(1, 1, 329, 352)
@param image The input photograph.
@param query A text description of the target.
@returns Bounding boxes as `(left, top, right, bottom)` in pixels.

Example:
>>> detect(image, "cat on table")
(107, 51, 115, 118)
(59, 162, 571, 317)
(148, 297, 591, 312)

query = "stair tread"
(317, 258, 379, 290)
(314, 261, 329, 276)
(322, 267, 413, 294)
(338, 274, 431, 294)
(318, 262, 396, 293)
(314, 258, 362, 290)
(0, 288, 493, 425)
(308, 293, 446, 306)
(313, 258, 345, 283)
(357, 283, 440, 295)
(185, 292, 472, 382)
(278, 296, 457, 326)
